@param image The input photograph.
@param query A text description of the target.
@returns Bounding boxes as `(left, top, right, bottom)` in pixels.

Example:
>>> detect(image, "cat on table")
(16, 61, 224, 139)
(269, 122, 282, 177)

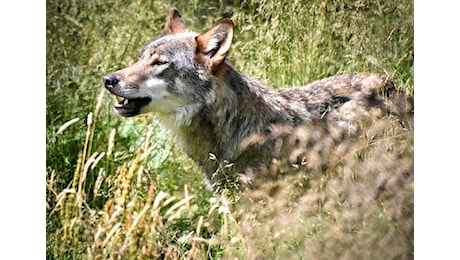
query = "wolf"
(103, 8, 413, 192)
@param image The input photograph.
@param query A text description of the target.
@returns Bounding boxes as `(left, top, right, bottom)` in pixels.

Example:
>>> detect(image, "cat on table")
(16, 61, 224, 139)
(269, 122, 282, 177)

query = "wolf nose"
(103, 74, 119, 88)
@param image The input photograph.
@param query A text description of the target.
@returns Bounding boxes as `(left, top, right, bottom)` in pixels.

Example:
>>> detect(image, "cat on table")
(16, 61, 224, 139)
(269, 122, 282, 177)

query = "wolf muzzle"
(103, 74, 119, 89)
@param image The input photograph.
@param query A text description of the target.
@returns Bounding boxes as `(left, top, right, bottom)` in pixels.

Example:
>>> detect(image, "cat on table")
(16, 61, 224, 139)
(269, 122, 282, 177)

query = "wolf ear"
(196, 18, 234, 70)
(164, 8, 188, 35)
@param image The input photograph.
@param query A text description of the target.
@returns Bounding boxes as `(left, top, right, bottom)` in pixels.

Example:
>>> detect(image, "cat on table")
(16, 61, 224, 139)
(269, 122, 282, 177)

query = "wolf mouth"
(113, 96, 151, 117)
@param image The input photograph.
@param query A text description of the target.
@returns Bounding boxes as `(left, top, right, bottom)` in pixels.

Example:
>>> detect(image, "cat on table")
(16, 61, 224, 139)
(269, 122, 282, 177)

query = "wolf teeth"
(115, 97, 129, 105)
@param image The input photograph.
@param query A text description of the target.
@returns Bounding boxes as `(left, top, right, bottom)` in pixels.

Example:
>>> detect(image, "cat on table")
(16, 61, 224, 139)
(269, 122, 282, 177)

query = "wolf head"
(103, 8, 234, 125)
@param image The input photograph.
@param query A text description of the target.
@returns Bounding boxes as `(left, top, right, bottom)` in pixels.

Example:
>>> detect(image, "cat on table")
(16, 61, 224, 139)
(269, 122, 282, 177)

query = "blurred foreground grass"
(46, 0, 413, 258)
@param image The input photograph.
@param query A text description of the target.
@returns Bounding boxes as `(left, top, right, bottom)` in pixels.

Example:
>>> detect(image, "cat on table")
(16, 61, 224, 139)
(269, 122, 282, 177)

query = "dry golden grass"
(233, 115, 413, 259)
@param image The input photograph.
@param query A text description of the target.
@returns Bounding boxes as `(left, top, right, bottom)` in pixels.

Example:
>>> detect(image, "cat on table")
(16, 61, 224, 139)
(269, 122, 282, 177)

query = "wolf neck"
(160, 64, 290, 176)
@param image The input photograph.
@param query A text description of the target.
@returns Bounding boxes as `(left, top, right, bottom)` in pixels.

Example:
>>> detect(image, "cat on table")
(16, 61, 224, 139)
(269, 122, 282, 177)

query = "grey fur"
(103, 9, 413, 192)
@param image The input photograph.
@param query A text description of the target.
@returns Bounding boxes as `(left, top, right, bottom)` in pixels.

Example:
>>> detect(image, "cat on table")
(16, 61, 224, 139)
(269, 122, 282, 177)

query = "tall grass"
(46, 0, 413, 258)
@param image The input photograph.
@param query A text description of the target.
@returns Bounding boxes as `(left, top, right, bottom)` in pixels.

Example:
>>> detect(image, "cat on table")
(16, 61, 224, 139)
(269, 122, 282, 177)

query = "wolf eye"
(151, 59, 168, 66)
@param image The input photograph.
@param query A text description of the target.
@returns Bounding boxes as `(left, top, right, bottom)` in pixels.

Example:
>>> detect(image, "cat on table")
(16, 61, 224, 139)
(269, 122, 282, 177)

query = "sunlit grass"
(46, 0, 413, 258)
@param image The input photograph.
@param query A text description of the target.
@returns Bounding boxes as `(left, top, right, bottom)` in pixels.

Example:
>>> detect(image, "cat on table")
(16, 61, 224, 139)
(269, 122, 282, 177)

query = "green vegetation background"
(46, 0, 413, 258)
